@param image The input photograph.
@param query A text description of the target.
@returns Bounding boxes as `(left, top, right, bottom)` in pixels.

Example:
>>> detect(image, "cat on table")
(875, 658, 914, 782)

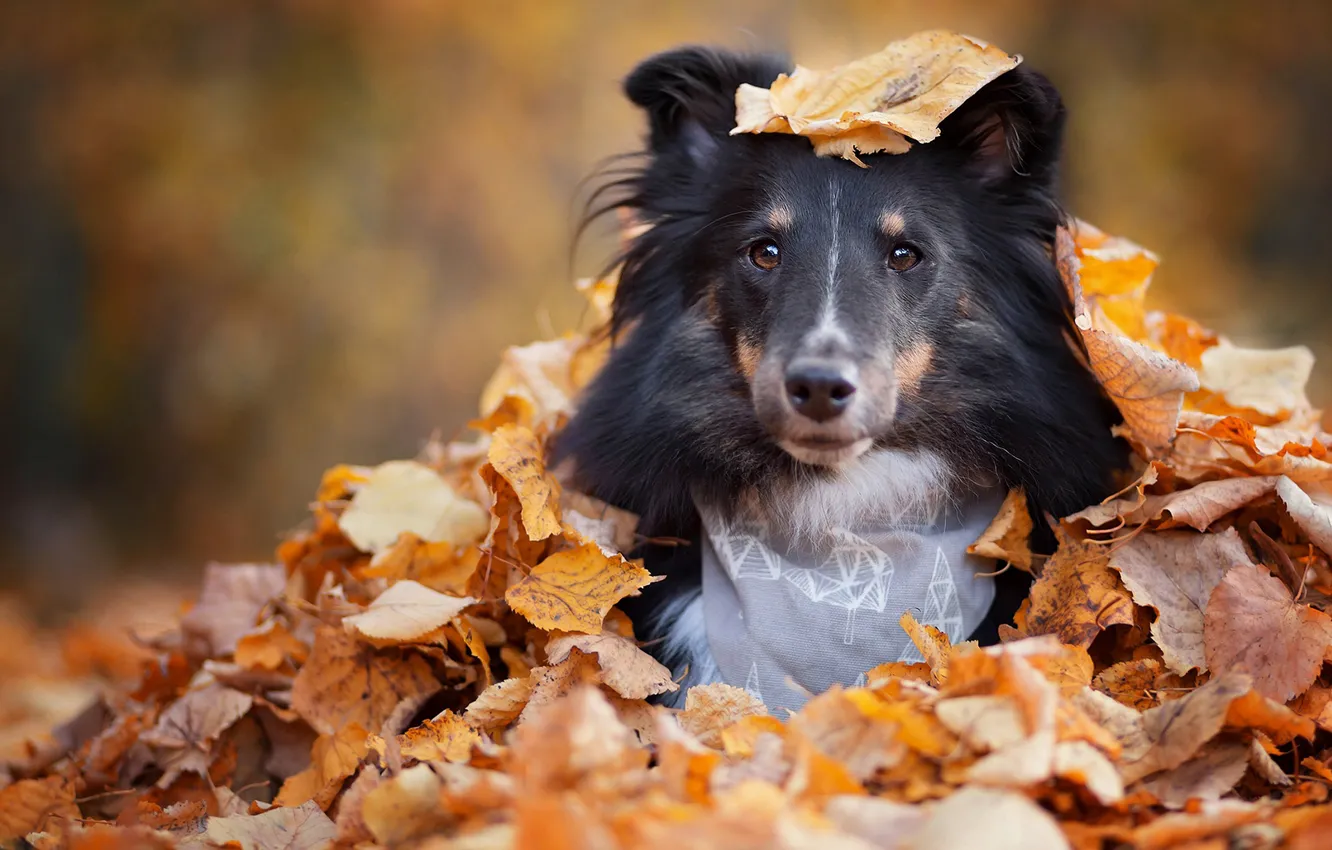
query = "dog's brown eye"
(888, 243, 922, 272)
(749, 240, 781, 271)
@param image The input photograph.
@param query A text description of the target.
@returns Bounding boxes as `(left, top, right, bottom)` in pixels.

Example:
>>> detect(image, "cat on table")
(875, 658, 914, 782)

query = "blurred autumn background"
(2, 1, 1330, 614)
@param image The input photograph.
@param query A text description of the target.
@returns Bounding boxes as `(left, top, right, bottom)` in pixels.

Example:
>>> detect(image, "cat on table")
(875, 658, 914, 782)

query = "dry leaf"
(274, 722, 369, 809)
(1119, 672, 1251, 784)
(290, 626, 440, 735)
(180, 562, 285, 657)
(0, 777, 78, 842)
(505, 542, 657, 634)
(395, 711, 481, 764)
(235, 618, 309, 670)
(678, 683, 769, 749)
(342, 579, 476, 644)
(485, 424, 562, 541)
(545, 631, 677, 700)
(360, 764, 452, 846)
(1057, 226, 1199, 449)
(1276, 476, 1332, 555)
(1140, 738, 1251, 808)
(1020, 527, 1135, 648)
(910, 787, 1070, 850)
(1204, 560, 1332, 701)
(338, 459, 488, 553)
(1198, 343, 1315, 420)
(1110, 528, 1255, 674)
(967, 489, 1034, 571)
(732, 31, 1019, 165)
(466, 675, 537, 730)
(200, 800, 338, 850)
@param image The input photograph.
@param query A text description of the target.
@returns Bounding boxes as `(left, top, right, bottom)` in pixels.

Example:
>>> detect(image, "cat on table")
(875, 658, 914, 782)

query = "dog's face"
(697, 141, 1001, 467)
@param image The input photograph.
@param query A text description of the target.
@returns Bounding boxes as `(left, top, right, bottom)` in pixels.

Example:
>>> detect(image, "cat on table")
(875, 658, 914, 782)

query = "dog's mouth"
(778, 435, 875, 467)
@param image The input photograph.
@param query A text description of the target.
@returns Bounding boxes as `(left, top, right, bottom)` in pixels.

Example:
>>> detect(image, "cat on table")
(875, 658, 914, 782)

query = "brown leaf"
(141, 680, 253, 753)
(466, 675, 537, 730)
(180, 562, 285, 657)
(1277, 476, 1332, 556)
(678, 683, 769, 749)
(505, 542, 657, 634)
(732, 31, 1019, 165)
(1110, 528, 1255, 674)
(1092, 658, 1162, 710)
(1020, 527, 1135, 649)
(1119, 671, 1251, 784)
(338, 459, 488, 553)
(234, 619, 309, 671)
(545, 631, 678, 700)
(486, 424, 562, 541)
(1057, 226, 1198, 449)
(967, 488, 1034, 571)
(1139, 738, 1251, 808)
(1204, 560, 1332, 701)
(342, 579, 475, 644)
(0, 777, 78, 842)
(273, 723, 369, 810)
(290, 626, 440, 735)
(201, 799, 337, 850)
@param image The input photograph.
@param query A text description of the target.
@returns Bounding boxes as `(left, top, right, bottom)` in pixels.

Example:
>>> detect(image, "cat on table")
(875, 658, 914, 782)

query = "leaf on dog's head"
(732, 30, 1019, 165)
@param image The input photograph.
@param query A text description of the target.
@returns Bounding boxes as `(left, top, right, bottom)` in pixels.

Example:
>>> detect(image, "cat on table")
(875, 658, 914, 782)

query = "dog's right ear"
(625, 47, 790, 164)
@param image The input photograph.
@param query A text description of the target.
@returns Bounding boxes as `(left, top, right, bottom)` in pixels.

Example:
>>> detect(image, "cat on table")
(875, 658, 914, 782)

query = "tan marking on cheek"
(880, 211, 906, 238)
(767, 205, 794, 231)
(703, 284, 722, 326)
(957, 292, 974, 319)
(735, 337, 763, 382)
(894, 342, 935, 394)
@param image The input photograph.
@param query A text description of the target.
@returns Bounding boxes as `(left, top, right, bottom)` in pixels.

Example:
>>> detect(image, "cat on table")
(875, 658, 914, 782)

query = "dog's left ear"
(937, 65, 1066, 192)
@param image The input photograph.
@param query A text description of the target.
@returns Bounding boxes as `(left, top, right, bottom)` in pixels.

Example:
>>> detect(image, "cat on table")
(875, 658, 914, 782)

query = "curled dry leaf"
(1019, 527, 1135, 649)
(1276, 476, 1332, 556)
(505, 542, 657, 634)
(290, 626, 440, 735)
(341, 579, 476, 644)
(545, 631, 678, 700)
(732, 30, 1019, 165)
(485, 424, 562, 541)
(1140, 738, 1251, 809)
(1118, 672, 1251, 784)
(1204, 560, 1332, 702)
(338, 459, 488, 553)
(466, 674, 536, 730)
(1110, 528, 1255, 675)
(1057, 226, 1199, 450)
(967, 488, 1034, 571)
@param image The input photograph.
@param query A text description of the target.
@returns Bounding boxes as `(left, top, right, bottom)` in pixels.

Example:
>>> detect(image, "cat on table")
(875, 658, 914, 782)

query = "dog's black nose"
(784, 360, 857, 422)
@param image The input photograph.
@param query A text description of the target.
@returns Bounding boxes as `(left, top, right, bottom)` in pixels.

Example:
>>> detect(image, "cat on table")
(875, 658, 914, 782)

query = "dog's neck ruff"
(694, 467, 1000, 713)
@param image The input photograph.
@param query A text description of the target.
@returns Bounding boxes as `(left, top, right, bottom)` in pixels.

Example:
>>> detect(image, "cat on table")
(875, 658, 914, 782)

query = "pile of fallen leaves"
(7, 33, 1332, 846)
(5, 221, 1332, 850)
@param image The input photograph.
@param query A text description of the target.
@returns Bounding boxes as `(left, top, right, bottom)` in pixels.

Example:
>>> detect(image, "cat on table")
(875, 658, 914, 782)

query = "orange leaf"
(967, 488, 1034, 571)
(505, 542, 657, 634)
(290, 626, 440, 735)
(1021, 527, 1135, 649)
(486, 424, 562, 541)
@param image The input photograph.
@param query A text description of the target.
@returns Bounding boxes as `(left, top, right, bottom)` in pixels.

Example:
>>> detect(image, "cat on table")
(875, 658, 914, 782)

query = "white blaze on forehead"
(806, 178, 848, 352)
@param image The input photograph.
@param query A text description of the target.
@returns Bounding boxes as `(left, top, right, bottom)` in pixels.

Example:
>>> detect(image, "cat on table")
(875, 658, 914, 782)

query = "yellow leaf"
(274, 722, 369, 809)
(732, 30, 1019, 165)
(338, 460, 488, 553)
(678, 683, 769, 749)
(505, 542, 658, 634)
(967, 488, 1034, 571)
(485, 424, 563, 541)
(396, 711, 481, 764)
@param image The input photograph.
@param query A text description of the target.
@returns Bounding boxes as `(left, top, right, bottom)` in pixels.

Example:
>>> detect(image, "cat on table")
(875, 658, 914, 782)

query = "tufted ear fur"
(936, 65, 1067, 192)
(624, 46, 791, 164)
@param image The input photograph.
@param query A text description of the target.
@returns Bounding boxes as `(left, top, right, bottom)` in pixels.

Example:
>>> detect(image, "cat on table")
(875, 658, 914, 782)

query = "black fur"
(555, 46, 1126, 641)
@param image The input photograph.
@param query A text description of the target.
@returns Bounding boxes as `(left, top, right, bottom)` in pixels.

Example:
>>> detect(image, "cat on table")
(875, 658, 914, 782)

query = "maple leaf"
(732, 31, 1019, 165)
(341, 579, 476, 644)
(1110, 528, 1255, 674)
(967, 488, 1034, 571)
(337, 459, 488, 553)
(545, 631, 677, 700)
(505, 541, 657, 634)
(290, 626, 440, 735)
(1204, 560, 1332, 701)
(1020, 526, 1135, 649)
(200, 800, 337, 850)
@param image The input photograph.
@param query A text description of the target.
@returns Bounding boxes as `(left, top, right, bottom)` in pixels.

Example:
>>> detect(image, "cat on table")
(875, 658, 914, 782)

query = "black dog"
(555, 46, 1124, 689)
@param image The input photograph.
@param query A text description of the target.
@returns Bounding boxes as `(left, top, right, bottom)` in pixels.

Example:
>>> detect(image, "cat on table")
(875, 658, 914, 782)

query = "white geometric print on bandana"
(697, 488, 1003, 713)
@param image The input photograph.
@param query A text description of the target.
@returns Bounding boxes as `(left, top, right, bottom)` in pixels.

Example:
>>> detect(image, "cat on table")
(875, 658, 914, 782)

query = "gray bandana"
(698, 490, 1001, 713)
